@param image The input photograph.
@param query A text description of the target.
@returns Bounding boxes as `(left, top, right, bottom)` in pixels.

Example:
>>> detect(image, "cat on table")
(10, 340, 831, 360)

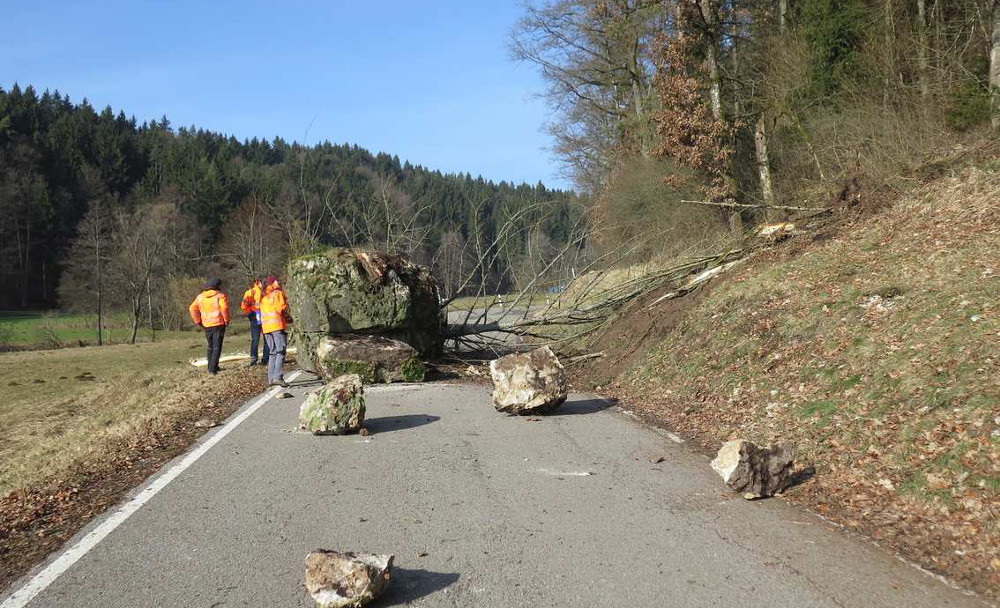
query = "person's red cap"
(265, 276, 279, 286)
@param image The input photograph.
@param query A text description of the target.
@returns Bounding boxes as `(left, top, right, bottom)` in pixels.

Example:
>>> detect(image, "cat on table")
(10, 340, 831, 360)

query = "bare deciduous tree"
(339, 169, 435, 263)
(58, 197, 112, 345)
(109, 198, 198, 343)
(510, 0, 669, 189)
(217, 194, 288, 284)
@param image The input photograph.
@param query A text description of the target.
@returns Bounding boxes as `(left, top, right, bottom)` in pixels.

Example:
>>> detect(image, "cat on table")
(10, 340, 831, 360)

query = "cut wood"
(563, 352, 605, 365)
(188, 347, 298, 368)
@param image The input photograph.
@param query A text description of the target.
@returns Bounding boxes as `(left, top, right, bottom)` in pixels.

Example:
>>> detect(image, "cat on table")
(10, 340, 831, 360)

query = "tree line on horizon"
(0, 84, 583, 340)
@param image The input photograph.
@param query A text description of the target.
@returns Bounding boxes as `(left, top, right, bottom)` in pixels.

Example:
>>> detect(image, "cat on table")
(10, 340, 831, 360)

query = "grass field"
(0, 330, 262, 497)
(0, 312, 198, 349)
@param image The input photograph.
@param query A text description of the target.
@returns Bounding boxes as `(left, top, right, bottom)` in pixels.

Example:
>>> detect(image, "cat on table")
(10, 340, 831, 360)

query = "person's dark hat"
(265, 276, 278, 286)
(203, 277, 222, 290)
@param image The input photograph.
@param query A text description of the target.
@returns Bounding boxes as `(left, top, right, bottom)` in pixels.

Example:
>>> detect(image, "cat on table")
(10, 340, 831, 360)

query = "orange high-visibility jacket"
(240, 283, 263, 314)
(260, 286, 291, 334)
(189, 289, 230, 328)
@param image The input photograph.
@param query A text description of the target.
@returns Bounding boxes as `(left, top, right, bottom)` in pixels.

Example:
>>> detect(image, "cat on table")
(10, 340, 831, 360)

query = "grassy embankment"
(572, 168, 1000, 597)
(445, 292, 552, 312)
(0, 326, 271, 589)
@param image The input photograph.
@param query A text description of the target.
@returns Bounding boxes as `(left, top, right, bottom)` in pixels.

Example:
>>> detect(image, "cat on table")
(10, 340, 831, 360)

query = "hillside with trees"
(512, 0, 1000, 261)
(0, 84, 582, 338)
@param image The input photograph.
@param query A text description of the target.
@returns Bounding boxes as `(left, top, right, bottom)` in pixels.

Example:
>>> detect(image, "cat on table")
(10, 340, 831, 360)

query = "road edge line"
(0, 370, 303, 608)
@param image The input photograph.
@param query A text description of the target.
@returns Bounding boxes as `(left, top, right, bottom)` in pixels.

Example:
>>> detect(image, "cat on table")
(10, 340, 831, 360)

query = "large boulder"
(299, 374, 366, 435)
(711, 439, 796, 499)
(489, 346, 568, 415)
(286, 249, 444, 359)
(304, 550, 393, 608)
(313, 334, 425, 383)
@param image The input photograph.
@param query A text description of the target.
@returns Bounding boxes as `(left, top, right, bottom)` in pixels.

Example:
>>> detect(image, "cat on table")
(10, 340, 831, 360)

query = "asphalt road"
(446, 306, 541, 352)
(2, 376, 990, 608)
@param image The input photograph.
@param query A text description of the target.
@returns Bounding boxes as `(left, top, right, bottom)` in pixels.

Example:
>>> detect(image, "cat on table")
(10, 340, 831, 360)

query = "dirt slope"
(573, 167, 1000, 598)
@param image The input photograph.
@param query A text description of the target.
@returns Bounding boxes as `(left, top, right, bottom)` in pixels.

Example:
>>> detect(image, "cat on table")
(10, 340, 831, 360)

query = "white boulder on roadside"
(711, 439, 796, 499)
(489, 346, 568, 415)
(304, 550, 393, 608)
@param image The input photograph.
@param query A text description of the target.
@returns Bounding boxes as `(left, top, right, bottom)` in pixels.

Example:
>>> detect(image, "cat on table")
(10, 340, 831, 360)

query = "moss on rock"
(318, 359, 378, 384)
(400, 357, 426, 382)
(298, 374, 365, 435)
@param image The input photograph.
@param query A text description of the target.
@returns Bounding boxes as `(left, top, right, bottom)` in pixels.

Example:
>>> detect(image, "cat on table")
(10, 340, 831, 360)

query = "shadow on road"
(548, 397, 617, 416)
(286, 376, 323, 389)
(373, 568, 460, 606)
(364, 414, 441, 434)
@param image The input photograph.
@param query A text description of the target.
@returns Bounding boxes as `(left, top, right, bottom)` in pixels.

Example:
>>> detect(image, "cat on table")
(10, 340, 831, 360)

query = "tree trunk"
(705, 39, 722, 121)
(698, 0, 723, 121)
(779, 0, 787, 32)
(884, 0, 894, 108)
(129, 295, 141, 345)
(732, 22, 741, 119)
(755, 115, 778, 216)
(147, 275, 155, 342)
(96, 284, 103, 346)
(916, 0, 930, 107)
(698, 0, 737, 234)
(95, 220, 103, 347)
(15, 219, 31, 310)
(991, 0, 1000, 129)
(728, 211, 744, 239)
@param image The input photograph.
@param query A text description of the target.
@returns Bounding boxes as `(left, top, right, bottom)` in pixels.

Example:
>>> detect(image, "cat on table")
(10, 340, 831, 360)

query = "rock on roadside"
(711, 439, 796, 499)
(312, 334, 425, 384)
(299, 374, 365, 435)
(304, 550, 393, 608)
(489, 346, 568, 415)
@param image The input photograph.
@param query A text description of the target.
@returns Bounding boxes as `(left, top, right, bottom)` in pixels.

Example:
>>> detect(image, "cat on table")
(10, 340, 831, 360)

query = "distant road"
(446, 305, 540, 351)
(2, 377, 987, 607)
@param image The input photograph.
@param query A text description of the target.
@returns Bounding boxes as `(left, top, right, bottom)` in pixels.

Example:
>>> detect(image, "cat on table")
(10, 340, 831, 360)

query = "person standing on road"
(240, 279, 270, 367)
(188, 278, 230, 375)
(260, 276, 293, 387)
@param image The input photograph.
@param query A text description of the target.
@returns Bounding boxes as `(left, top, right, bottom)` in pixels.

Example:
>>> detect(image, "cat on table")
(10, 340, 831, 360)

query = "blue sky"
(1, 1, 566, 188)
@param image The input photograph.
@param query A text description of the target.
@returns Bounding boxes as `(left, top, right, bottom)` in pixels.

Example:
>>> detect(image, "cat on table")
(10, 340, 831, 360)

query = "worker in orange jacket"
(260, 276, 293, 387)
(240, 279, 269, 367)
(189, 278, 230, 375)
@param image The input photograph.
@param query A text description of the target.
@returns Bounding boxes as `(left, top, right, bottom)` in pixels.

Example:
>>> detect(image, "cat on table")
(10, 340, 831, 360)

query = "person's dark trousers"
(205, 325, 226, 374)
(247, 314, 269, 364)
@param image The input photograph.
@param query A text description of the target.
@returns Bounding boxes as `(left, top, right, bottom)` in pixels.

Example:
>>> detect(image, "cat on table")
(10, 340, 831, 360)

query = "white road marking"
(0, 370, 303, 608)
(366, 382, 459, 393)
(663, 431, 684, 444)
(617, 408, 684, 443)
(537, 469, 595, 477)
